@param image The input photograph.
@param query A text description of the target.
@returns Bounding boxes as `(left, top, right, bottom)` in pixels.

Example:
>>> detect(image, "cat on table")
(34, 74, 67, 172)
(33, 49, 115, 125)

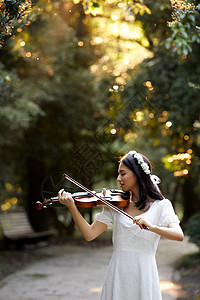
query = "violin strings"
(63, 173, 134, 221)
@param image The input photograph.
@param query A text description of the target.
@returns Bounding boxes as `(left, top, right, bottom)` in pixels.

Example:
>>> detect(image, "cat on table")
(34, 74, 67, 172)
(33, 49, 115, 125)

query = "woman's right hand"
(58, 188, 75, 208)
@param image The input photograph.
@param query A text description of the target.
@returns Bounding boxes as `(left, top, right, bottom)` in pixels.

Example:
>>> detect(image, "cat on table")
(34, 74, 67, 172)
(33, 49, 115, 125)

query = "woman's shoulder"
(153, 198, 173, 209)
(158, 198, 171, 205)
(156, 199, 180, 226)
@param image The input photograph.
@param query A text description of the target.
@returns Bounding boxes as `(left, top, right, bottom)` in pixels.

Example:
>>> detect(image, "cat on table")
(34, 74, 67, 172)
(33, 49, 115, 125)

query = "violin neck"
(50, 197, 59, 202)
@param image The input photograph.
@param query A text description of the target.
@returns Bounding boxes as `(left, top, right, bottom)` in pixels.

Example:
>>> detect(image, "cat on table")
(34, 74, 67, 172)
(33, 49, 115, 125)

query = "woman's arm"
(150, 223, 184, 241)
(58, 189, 107, 241)
(133, 216, 184, 241)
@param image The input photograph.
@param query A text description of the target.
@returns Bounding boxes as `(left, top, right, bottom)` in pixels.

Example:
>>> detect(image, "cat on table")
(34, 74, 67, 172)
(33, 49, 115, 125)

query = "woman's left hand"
(133, 216, 153, 230)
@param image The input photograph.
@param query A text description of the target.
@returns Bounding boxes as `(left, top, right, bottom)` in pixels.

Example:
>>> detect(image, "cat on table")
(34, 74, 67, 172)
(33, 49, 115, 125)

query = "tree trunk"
(26, 158, 53, 231)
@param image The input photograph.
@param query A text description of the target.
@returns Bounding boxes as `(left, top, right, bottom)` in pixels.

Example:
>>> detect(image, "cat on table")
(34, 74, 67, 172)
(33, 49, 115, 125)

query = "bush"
(186, 213, 200, 250)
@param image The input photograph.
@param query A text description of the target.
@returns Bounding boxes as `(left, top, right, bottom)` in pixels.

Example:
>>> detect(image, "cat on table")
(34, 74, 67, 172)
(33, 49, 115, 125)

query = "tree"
(0, 0, 33, 46)
(105, 0, 200, 223)
(0, 0, 112, 234)
(0, 0, 199, 232)
(1, 0, 200, 55)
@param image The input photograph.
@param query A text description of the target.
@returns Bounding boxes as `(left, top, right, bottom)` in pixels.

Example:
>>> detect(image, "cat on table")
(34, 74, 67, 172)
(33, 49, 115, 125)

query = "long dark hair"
(120, 153, 164, 210)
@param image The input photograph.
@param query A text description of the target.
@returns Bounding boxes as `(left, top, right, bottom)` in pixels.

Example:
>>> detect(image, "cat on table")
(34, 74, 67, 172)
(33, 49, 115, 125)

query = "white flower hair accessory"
(127, 150, 161, 191)
(128, 150, 151, 175)
(150, 174, 161, 192)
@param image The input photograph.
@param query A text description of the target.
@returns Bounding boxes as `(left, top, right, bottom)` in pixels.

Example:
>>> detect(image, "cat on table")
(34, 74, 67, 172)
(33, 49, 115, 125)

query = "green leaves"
(186, 213, 200, 249)
(167, 0, 200, 55)
(165, 12, 200, 55)
(0, 0, 32, 46)
(0, 64, 42, 131)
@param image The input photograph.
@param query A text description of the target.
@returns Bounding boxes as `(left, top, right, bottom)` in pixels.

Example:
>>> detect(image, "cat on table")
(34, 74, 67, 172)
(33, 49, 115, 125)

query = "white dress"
(95, 198, 180, 300)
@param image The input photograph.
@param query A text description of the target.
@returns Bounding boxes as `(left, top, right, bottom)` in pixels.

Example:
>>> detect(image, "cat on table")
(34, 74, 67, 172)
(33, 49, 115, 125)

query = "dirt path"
(0, 237, 198, 300)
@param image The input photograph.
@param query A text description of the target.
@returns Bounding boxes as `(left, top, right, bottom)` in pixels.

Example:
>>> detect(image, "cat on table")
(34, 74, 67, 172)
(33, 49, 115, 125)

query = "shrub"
(186, 213, 200, 250)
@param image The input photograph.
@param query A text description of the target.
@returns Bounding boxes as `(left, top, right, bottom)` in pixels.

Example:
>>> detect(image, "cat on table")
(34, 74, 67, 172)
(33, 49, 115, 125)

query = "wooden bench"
(0, 207, 53, 249)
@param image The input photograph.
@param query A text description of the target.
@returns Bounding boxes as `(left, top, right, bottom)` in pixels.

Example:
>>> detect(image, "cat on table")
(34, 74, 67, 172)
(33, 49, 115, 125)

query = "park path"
(0, 237, 198, 300)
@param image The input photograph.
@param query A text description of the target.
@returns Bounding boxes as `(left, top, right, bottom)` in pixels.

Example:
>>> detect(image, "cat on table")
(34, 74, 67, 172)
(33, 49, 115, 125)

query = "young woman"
(58, 150, 184, 300)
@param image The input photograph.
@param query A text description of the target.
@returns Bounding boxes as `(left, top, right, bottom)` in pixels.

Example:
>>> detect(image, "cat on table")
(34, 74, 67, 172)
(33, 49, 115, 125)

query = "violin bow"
(63, 173, 135, 221)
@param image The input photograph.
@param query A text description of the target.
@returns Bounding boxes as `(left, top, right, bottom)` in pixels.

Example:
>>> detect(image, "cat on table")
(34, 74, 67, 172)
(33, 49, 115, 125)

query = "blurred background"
(0, 1, 200, 297)
(0, 0, 199, 242)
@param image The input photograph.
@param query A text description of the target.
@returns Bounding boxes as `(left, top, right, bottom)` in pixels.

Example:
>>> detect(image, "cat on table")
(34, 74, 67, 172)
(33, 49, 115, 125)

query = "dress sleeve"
(158, 199, 180, 227)
(95, 206, 113, 228)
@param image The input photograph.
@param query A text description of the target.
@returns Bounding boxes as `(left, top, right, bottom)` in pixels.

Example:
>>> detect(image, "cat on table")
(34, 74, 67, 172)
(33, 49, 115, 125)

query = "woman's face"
(117, 162, 138, 192)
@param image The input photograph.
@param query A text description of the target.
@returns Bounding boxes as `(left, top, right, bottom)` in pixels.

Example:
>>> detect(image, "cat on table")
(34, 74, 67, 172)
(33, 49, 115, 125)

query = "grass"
(175, 252, 200, 269)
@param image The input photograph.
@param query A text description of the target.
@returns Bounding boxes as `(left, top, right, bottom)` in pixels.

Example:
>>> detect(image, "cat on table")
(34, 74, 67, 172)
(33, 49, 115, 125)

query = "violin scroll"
(35, 201, 44, 210)
(35, 198, 57, 210)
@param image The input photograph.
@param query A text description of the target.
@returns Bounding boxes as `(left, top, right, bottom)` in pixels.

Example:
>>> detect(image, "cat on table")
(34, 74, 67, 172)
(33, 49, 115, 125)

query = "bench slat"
(0, 208, 52, 241)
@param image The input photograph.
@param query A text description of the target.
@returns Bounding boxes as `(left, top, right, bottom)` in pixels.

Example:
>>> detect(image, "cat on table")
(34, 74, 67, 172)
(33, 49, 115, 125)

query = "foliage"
(76, 0, 151, 16)
(174, 251, 200, 299)
(0, 63, 42, 130)
(170, 0, 200, 23)
(0, 0, 200, 230)
(0, 62, 43, 188)
(0, 0, 112, 222)
(75, 0, 200, 56)
(0, 0, 33, 46)
(118, 49, 199, 212)
(109, 48, 200, 170)
(0, 0, 200, 56)
(186, 213, 200, 249)
(166, 10, 200, 55)
(100, 0, 200, 219)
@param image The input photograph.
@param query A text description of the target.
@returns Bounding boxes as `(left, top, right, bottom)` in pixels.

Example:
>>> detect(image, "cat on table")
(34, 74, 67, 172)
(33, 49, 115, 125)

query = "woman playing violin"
(58, 150, 184, 300)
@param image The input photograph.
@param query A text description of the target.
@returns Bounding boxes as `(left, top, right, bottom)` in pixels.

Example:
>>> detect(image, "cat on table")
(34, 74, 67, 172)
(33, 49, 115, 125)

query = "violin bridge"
(102, 188, 106, 197)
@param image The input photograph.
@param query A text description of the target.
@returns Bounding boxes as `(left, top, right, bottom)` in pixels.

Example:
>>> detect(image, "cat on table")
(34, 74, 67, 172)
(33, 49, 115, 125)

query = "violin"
(35, 188, 129, 210)
(35, 173, 149, 229)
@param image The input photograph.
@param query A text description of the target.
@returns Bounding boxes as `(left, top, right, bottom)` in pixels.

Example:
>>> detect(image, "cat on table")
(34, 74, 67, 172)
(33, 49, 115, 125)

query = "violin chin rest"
(121, 191, 130, 200)
(110, 190, 130, 200)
